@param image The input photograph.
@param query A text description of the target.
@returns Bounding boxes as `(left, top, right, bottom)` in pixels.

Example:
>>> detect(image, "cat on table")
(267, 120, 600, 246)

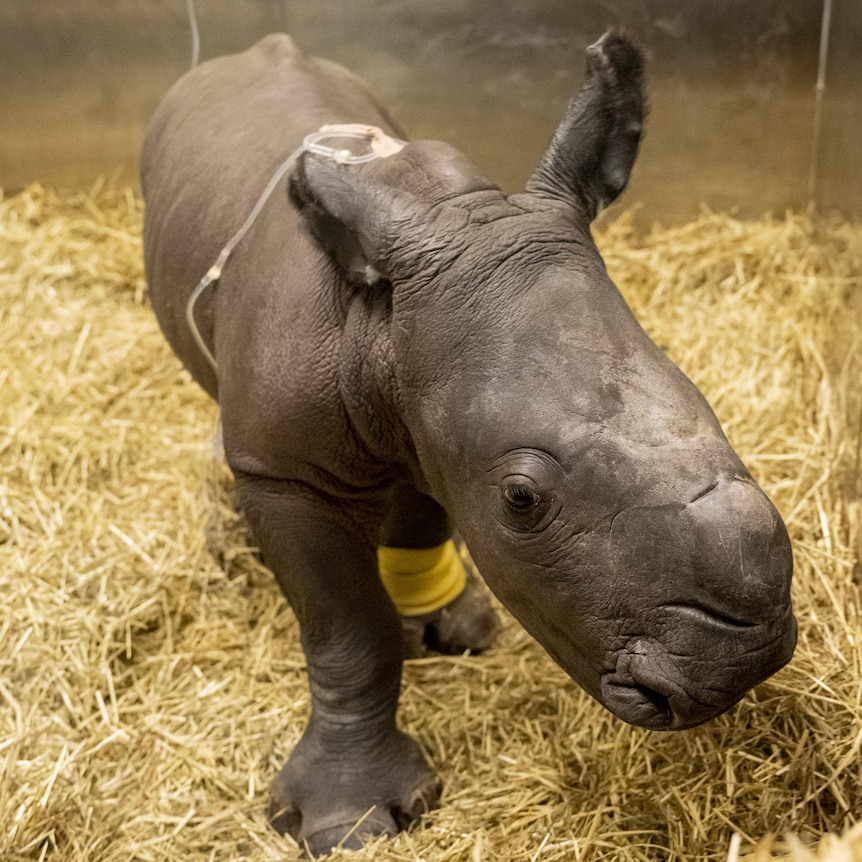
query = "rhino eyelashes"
(496, 489, 562, 536)
(502, 480, 540, 511)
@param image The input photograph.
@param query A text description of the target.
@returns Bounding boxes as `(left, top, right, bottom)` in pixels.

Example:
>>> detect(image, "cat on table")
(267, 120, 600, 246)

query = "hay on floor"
(0, 183, 861, 861)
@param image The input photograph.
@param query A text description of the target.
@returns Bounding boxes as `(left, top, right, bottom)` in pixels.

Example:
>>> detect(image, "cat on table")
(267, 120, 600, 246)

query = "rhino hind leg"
(398, 559, 499, 657)
(379, 483, 499, 657)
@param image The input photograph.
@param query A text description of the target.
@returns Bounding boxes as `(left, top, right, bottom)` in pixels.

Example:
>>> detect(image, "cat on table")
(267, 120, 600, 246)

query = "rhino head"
(292, 31, 796, 730)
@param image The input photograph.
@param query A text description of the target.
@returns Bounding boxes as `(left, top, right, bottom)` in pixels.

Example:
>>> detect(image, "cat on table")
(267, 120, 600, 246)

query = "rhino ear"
(527, 30, 645, 220)
(291, 140, 501, 285)
(290, 152, 414, 286)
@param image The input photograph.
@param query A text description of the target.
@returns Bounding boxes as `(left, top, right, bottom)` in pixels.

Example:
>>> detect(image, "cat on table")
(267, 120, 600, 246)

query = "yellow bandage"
(377, 540, 466, 617)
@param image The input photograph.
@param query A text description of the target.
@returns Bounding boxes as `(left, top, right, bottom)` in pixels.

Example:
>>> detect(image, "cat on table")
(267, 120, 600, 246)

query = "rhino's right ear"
(290, 151, 417, 286)
(291, 140, 500, 285)
(527, 30, 646, 221)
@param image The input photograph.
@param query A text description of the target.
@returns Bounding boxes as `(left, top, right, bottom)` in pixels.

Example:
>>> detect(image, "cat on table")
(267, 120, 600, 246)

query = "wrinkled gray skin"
(142, 32, 796, 856)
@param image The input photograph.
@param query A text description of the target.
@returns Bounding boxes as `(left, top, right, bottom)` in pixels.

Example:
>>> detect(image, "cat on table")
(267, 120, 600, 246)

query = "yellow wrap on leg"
(377, 540, 466, 616)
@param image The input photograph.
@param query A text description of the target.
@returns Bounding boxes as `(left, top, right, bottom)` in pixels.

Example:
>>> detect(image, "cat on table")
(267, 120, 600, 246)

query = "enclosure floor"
(1, 185, 861, 861)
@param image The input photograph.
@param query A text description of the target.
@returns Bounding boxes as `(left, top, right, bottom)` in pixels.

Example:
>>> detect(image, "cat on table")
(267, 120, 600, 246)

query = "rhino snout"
(601, 474, 797, 730)
(683, 474, 794, 623)
(610, 474, 794, 626)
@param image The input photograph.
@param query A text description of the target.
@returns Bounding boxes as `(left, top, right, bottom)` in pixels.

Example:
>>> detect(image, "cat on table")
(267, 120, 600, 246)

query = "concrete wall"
(1, 0, 857, 223)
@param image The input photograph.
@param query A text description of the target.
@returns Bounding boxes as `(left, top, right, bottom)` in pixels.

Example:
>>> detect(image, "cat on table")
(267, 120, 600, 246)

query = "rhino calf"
(141, 31, 796, 856)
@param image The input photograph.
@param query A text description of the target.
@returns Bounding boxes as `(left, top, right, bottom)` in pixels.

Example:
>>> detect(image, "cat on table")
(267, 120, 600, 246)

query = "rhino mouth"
(598, 605, 797, 731)
(599, 657, 742, 731)
(600, 677, 698, 730)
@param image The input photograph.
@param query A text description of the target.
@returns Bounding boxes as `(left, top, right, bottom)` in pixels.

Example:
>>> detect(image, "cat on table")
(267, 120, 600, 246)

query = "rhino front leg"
(233, 473, 440, 856)
(379, 483, 498, 656)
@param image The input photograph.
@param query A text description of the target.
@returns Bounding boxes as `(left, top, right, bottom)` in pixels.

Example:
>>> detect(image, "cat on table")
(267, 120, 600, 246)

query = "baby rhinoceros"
(141, 30, 796, 856)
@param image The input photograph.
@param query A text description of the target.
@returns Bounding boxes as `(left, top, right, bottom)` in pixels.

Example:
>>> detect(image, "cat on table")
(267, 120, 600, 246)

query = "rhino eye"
(499, 477, 553, 532)
(502, 480, 540, 512)
(490, 450, 562, 533)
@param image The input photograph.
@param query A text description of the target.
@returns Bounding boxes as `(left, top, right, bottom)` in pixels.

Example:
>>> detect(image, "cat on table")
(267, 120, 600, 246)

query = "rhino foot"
(400, 573, 499, 658)
(268, 726, 441, 857)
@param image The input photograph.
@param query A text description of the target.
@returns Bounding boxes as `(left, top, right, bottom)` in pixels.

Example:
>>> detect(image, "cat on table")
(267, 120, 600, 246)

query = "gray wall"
(1, 0, 858, 224)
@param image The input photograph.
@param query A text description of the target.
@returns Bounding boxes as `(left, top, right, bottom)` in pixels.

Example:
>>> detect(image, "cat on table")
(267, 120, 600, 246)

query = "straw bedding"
(1, 183, 861, 861)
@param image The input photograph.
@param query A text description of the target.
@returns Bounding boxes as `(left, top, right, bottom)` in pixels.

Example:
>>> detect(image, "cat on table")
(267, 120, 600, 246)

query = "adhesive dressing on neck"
(185, 124, 406, 371)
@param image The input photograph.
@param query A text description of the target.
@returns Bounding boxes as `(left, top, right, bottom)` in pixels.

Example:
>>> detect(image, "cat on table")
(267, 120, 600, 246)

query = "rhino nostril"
(663, 602, 759, 631)
(687, 473, 757, 506)
(688, 480, 719, 504)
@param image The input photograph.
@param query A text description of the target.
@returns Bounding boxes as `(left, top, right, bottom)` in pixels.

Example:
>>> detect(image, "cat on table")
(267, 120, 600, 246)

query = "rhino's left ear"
(527, 30, 645, 220)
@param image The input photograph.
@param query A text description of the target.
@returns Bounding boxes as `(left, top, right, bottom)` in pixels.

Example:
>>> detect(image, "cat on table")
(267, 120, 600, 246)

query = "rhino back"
(141, 33, 398, 397)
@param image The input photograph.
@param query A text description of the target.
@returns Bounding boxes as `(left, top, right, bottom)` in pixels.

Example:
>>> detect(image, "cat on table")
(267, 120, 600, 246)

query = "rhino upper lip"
(606, 602, 796, 712)
(600, 640, 764, 729)
(514, 581, 795, 717)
